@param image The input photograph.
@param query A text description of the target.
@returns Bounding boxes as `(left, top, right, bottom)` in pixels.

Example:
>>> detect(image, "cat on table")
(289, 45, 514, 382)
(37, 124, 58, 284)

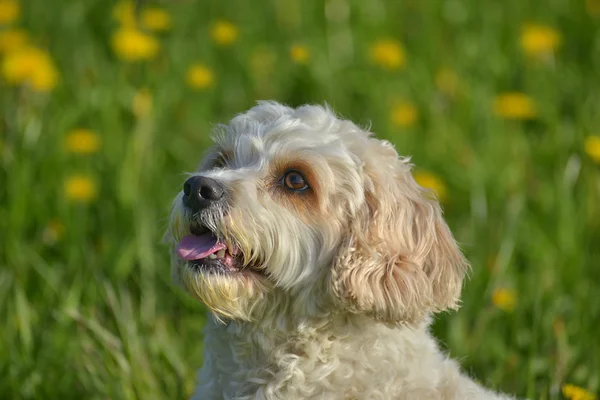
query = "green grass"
(1, 0, 599, 398)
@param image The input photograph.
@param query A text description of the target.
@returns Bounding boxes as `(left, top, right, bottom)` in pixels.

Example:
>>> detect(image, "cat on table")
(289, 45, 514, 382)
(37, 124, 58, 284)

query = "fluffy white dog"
(166, 101, 513, 399)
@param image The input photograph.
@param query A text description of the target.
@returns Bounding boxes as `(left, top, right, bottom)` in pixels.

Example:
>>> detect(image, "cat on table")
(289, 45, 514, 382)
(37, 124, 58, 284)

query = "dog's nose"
(182, 176, 225, 212)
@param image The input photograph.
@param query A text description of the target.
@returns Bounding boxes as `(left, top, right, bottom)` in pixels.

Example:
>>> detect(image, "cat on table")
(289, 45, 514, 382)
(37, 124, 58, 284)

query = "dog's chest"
(198, 320, 445, 399)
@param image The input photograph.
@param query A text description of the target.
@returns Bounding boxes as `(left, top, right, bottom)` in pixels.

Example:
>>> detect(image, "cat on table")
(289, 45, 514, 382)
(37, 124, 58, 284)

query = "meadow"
(1, 0, 599, 398)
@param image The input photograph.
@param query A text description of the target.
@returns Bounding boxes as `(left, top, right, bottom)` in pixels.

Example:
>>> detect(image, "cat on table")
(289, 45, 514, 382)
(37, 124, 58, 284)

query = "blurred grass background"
(1, 0, 599, 399)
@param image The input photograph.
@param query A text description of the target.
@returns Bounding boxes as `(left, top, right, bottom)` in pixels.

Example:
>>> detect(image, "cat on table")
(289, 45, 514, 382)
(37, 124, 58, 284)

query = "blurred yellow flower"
(0, 0, 20, 24)
(584, 136, 600, 164)
(65, 129, 101, 154)
(290, 44, 310, 64)
(493, 92, 537, 120)
(520, 24, 561, 57)
(0, 29, 28, 53)
(435, 68, 460, 97)
(141, 7, 171, 32)
(64, 175, 97, 202)
(111, 27, 159, 61)
(186, 64, 214, 89)
(587, 0, 600, 17)
(112, 1, 136, 27)
(42, 219, 65, 245)
(414, 171, 447, 203)
(210, 20, 238, 46)
(2, 46, 58, 91)
(562, 384, 597, 400)
(391, 101, 418, 128)
(491, 288, 517, 312)
(132, 87, 153, 118)
(370, 39, 406, 70)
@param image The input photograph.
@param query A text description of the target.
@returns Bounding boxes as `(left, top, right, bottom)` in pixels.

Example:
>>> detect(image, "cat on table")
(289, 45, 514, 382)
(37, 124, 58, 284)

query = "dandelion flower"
(0, 0, 20, 24)
(141, 7, 171, 32)
(132, 87, 153, 118)
(492, 288, 517, 312)
(111, 27, 159, 62)
(562, 384, 597, 400)
(290, 44, 310, 64)
(42, 219, 65, 245)
(391, 101, 418, 128)
(0, 29, 28, 54)
(64, 175, 97, 202)
(112, 0, 136, 27)
(1, 46, 58, 92)
(65, 129, 101, 154)
(435, 67, 460, 97)
(493, 92, 537, 120)
(210, 20, 238, 46)
(584, 136, 600, 164)
(186, 64, 214, 90)
(414, 171, 447, 203)
(370, 39, 406, 70)
(520, 24, 561, 57)
(587, 0, 600, 17)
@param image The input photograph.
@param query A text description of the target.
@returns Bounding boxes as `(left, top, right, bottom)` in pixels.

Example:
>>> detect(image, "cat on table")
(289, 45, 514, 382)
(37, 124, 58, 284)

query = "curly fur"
(165, 101, 514, 399)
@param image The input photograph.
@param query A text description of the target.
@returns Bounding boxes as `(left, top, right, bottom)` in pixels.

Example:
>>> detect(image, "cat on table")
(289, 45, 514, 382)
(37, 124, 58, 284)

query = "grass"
(0, 0, 599, 398)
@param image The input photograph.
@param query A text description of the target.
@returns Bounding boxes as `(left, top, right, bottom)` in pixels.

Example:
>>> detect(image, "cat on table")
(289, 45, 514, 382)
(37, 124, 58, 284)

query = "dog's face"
(166, 102, 469, 324)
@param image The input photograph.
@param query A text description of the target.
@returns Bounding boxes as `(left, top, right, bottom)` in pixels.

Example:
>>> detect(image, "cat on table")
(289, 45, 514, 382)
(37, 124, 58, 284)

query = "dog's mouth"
(176, 224, 247, 274)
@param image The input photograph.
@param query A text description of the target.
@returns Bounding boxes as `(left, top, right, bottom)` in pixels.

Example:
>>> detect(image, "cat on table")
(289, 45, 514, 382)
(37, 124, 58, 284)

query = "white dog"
(166, 102, 513, 399)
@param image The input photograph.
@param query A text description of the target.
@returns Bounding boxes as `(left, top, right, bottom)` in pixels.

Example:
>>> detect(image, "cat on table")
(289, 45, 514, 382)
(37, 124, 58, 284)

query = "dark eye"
(212, 154, 228, 169)
(281, 170, 309, 191)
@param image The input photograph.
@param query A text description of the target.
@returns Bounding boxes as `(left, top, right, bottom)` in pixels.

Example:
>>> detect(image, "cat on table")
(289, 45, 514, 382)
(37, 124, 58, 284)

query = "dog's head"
(165, 102, 469, 324)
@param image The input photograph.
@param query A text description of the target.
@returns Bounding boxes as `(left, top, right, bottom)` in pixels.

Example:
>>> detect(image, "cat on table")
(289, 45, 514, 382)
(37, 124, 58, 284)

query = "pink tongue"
(177, 234, 226, 260)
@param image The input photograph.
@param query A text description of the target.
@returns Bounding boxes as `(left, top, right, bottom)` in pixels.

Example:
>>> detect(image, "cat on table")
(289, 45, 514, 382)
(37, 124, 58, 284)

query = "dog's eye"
(212, 154, 228, 169)
(281, 170, 309, 191)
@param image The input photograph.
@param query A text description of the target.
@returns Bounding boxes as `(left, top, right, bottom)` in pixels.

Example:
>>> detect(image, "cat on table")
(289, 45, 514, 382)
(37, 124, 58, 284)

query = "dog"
(165, 101, 513, 399)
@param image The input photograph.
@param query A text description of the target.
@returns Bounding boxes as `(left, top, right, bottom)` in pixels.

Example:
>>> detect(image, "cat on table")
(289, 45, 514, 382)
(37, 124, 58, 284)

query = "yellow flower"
(491, 288, 517, 312)
(493, 92, 537, 120)
(520, 24, 561, 57)
(0, 29, 28, 54)
(209, 20, 238, 46)
(141, 7, 171, 32)
(414, 171, 447, 203)
(0, 0, 20, 24)
(111, 27, 159, 62)
(290, 44, 310, 64)
(65, 129, 101, 154)
(370, 39, 406, 70)
(562, 384, 597, 400)
(186, 64, 214, 89)
(64, 175, 97, 202)
(132, 87, 153, 118)
(1, 46, 58, 92)
(112, 1, 136, 27)
(435, 68, 460, 97)
(391, 101, 418, 128)
(584, 136, 600, 164)
(587, 0, 600, 17)
(42, 219, 65, 245)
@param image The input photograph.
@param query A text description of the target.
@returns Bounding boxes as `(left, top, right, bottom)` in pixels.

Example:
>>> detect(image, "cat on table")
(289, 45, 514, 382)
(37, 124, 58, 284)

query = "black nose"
(182, 176, 225, 212)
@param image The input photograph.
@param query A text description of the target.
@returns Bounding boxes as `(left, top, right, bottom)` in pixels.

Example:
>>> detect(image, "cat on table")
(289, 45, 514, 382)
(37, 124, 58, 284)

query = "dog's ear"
(329, 139, 469, 324)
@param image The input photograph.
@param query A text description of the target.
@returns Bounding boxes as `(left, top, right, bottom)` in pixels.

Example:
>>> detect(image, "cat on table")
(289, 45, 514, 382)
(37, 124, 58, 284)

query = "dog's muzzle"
(182, 175, 226, 213)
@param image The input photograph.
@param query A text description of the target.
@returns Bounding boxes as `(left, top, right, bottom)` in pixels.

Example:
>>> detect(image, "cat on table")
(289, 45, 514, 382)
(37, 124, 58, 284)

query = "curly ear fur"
(330, 138, 470, 324)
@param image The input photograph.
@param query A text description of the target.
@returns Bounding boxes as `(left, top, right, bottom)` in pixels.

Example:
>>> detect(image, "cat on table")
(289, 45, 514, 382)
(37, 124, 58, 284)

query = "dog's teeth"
(217, 249, 226, 258)
(208, 254, 217, 259)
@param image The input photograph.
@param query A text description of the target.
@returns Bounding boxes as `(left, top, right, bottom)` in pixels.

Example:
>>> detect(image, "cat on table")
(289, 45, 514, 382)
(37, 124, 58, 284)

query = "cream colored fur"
(165, 101, 514, 399)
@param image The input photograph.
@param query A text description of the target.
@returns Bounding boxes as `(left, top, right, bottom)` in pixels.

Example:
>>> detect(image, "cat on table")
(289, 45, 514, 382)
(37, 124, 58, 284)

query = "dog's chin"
(173, 223, 270, 320)
(179, 259, 269, 321)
